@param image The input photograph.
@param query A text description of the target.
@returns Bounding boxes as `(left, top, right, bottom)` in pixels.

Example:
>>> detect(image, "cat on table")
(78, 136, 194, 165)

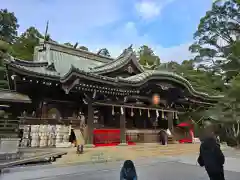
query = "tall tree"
(12, 27, 44, 60)
(206, 74, 240, 145)
(0, 40, 9, 89)
(158, 59, 225, 95)
(189, 0, 240, 81)
(138, 45, 160, 69)
(0, 9, 19, 44)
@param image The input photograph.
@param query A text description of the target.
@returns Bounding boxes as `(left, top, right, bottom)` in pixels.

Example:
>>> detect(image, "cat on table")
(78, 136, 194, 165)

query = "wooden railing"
(126, 129, 176, 144)
(0, 119, 19, 138)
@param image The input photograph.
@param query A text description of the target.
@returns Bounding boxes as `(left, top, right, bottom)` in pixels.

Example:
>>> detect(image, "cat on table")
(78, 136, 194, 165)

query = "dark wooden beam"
(93, 101, 177, 113)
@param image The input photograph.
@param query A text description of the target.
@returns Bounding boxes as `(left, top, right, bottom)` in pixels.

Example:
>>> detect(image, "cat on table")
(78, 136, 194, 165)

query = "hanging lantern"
(121, 107, 124, 115)
(152, 94, 160, 105)
(156, 110, 159, 118)
(162, 111, 164, 119)
(139, 109, 142, 116)
(131, 108, 134, 117)
(112, 106, 115, 115)
(148, 109, 150, 118)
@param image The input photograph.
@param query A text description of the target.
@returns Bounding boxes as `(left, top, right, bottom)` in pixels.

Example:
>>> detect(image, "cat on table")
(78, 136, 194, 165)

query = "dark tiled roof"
(0, 90, 31, 103)
(5, 42, 223, 100)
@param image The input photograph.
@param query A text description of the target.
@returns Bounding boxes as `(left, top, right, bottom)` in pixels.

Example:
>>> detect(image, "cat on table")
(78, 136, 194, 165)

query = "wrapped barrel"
(55, 125, 63, 145)
(31, 133, 39, 147)
(30, 125, 40, 147)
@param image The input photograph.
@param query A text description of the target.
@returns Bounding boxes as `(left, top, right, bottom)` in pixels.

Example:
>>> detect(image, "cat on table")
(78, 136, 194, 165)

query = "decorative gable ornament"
(127, 65, 133, 74)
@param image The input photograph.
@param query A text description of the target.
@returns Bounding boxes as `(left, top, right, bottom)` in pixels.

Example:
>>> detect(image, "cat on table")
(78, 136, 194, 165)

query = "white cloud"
(87, 21, 193, 63)
(154, 43, 194, 63)
(135, 1, 162, 19)
(3, 0, 122, 36)
(135, 0, 176, 20)
(3, 0, 192, 63)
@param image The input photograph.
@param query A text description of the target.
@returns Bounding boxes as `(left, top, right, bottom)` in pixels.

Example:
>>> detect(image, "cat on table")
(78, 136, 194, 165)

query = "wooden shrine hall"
(4, 40, 221, 147)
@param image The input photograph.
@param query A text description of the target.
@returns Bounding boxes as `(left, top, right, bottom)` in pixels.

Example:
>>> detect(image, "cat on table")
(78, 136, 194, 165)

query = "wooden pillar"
(167, 111, 174, 132)
(86, 100, 94, 147)
(41, 101, 48, 118)
(119, 107, 127, 145)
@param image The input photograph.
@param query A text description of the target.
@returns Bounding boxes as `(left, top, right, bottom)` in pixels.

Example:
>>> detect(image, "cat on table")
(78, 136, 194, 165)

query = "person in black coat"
(197, 136, 225, 180)
(159, 130, 167, 145)
(120, 160, 137, 180)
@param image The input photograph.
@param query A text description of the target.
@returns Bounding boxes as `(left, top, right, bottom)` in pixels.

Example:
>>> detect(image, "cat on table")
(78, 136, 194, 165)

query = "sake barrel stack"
(30, 125, 39, 147)
(62, 125, 70, 143)
(55, 125, 63, 146)
(47, 125, 56, 147)
(39, 125, 48, 147)
(21, 125, 30, 147)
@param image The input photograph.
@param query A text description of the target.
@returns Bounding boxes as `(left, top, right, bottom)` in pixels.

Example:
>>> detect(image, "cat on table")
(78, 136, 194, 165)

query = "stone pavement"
(168, 150, 240, 173)
(1, 144, 240, 180)
(54, 143, 200, 166)
(2, 156, 240, 180)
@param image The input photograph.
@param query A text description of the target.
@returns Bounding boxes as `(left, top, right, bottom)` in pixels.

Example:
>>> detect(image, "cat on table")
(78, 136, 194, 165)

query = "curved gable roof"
(61, 67, 223, 101)
(90, 45, 144, 74)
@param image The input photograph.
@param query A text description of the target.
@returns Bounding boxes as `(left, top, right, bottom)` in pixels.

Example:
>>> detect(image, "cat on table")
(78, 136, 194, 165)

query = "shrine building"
(4, 40, 221, 147)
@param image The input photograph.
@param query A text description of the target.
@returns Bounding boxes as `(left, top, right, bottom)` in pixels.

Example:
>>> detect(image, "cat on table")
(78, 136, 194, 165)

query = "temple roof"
(6, 43, 144, 77)
(5, 41, 223, 101)
(90, 45, 144, 74)
(0, 90, 31, 103)
(60, 67, 222, 100)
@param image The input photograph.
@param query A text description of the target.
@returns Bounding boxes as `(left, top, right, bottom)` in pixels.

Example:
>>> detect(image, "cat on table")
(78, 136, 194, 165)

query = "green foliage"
(0, 40, 10, 58)
(222, 40, 240, 81)
(157, 60, 225, 96)
(188, 0, 240, 144)
(190, 0, 240, 81)
(204, 74, 240, 145)
(138, 45, 160, 70)
(11, 27, 44, 60)
(0, 40, 9, 89)
(0, 9, 19, 44)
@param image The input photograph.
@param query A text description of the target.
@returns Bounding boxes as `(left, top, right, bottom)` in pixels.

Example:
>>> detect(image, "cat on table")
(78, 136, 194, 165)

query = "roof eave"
(0, 90, 32, 104)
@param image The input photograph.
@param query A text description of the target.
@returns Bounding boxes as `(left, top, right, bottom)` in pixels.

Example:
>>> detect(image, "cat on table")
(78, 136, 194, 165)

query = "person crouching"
(120, 160, 137, 180)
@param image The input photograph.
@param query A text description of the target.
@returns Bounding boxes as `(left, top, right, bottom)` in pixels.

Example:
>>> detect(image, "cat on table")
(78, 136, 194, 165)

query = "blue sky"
(1, 0, 212, 62)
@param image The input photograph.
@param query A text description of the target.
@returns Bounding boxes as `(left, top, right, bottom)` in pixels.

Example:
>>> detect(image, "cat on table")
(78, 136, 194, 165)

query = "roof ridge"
(89, 45, 144, 74)
(43, 41, 114, 61)
(121, 70, 223, 99)
(91, 46, 132, 70)
(8, 58, 48, 67)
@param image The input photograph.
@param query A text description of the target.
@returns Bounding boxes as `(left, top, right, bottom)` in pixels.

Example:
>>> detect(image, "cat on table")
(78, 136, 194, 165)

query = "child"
(120, 160, 137, 180)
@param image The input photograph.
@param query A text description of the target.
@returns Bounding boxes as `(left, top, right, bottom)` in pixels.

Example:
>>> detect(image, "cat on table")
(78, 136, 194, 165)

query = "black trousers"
(207, 170, 225, 180)
(159, 135, 166, 145)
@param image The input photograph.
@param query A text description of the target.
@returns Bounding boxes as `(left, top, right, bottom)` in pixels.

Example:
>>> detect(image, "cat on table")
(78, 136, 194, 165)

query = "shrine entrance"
(91, 102, 177, 146)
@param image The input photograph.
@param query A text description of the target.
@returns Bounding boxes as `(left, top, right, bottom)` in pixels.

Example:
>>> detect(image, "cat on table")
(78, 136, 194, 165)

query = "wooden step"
(168, 136, 176, 144)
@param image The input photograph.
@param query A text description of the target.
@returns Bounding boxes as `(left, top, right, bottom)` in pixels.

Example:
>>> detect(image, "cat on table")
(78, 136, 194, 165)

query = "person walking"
(120, 160, 138, 180)
(197, 135, 225, 180)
